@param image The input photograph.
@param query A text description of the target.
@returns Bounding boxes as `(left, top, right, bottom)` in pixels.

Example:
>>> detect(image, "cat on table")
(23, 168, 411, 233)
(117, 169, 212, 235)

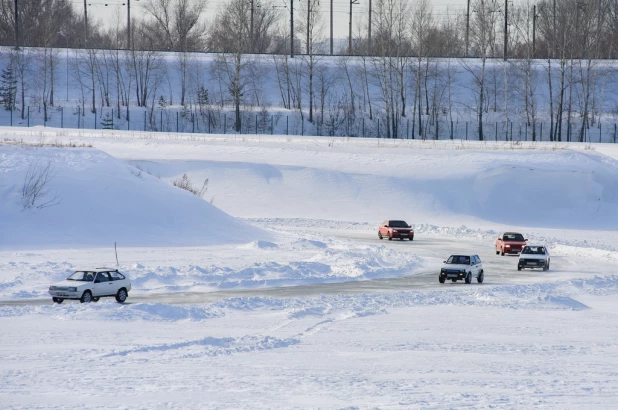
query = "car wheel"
(92, 297, 100, 302)
(439, 276, 445, 284)
(465, 273, 472, 284)
(378, 232, 383, 240)
(543, 262, 548, 271)
(451, 279, 457, 283)
(80, 290, 92, 303)
(115, 288, 128, 303)
(52, 297, 64, 304)
(409, 237, 414, 241)
(388, 233, 392, 241)
(547, 260, 550, 270)
(477, 271, 484, 283)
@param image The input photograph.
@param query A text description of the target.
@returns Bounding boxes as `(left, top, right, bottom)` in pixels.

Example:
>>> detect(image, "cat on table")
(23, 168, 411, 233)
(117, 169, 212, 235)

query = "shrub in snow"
(21, 159, 61, 210)
(100, 113, 114, 130)
(172, 173, 209, 199)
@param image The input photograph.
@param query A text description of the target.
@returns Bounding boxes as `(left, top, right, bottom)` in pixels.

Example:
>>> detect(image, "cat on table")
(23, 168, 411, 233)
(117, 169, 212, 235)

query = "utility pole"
(306, 0, 310, 54)
(250, 0, 255, 53)
(83, 0, 89, 47)
(504, 0, 508, 61)
(291, 0, 294, 57)
(553, 0, 556, 59)
(349, 0, 359, 54)
(368, 0, 372, 55)
(330, 0, 333, 55)
(532, 4, 537, 57)
(14, 0, 18, 50)
(127, 0, 132, 50)
(465, 0, 470, 57)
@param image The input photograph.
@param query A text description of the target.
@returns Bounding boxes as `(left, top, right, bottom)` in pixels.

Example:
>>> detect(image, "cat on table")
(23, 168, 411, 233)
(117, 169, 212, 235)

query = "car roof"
(503, 232, 523, 235)
(74, 268, 119, 272)
(524, 244, 545, 247)
(448, 254, 476, 258)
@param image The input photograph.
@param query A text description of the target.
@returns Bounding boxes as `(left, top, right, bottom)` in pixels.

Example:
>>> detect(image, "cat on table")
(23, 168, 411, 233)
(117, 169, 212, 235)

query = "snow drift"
(0, 145, 269, 249)
(127, 144, 618, 230)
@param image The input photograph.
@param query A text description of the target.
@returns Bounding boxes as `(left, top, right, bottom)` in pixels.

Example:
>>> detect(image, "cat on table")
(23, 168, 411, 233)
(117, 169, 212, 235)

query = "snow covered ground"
(2, 129, 618, 408)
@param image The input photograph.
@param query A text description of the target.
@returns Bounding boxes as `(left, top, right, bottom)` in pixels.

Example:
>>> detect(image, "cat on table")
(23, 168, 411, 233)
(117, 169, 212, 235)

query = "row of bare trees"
(2, 0, 618, 142)
(2, 0, 618, 59)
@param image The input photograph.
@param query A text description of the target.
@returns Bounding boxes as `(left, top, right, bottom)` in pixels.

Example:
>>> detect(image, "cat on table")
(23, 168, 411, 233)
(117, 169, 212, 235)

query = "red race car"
(378, 220, 414, 241)
(495, 232, 527, 255)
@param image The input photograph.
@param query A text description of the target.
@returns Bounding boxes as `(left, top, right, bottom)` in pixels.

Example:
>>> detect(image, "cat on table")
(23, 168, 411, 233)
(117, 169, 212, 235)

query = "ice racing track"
(1, 232, 602, 307)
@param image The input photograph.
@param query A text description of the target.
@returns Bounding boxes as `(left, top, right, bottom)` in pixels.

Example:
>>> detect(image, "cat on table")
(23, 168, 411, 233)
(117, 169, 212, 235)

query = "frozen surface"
(2, 131, 618, 408)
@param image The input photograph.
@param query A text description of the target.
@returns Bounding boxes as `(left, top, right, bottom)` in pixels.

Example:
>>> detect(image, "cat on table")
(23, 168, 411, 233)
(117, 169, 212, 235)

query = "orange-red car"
(495, 232, 527, 255)
(378, 220, 414, 241)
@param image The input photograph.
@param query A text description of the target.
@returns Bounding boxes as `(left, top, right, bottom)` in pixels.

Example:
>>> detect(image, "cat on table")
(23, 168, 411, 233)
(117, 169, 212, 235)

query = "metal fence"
(2, 106, 617, 143)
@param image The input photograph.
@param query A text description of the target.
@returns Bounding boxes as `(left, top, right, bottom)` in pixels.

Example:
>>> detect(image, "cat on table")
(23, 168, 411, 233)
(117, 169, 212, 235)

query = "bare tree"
(459, 0, 501, 141)
(297, 0, 325, 124)
(21, 159, 61, 211)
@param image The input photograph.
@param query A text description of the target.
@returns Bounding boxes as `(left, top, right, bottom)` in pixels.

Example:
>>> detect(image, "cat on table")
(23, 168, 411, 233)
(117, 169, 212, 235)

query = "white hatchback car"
(518, 245, 550, 271)
(49, 268, 131, 304)
(439, 254, 484, 284)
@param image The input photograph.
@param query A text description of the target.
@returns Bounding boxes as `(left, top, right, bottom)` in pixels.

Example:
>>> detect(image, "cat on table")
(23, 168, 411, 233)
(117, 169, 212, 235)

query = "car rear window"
(110, 271, 126, 280)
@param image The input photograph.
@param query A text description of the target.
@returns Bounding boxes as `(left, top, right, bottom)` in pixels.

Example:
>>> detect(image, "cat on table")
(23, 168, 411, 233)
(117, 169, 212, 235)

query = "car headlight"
(440, 269, 445, 273)
(68, 287, 77, 292)
(460, 270, 466, 274)
(49, 286, 57, 290)
(392, 230, 398, 233)
(505, 245, 511, 247)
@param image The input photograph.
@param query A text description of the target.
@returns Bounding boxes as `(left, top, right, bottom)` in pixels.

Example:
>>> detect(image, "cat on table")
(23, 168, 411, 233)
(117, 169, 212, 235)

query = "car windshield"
(446, 255, 471, 265)
(522, 246, 546, 255)
(389, 220, 409, 228)
(503, 233, 524, 241)
(66, 271, 95, 281)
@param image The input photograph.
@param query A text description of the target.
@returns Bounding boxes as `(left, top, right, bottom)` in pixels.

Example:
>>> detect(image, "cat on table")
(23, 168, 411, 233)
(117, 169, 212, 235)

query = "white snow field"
(2, 129, 618, 409)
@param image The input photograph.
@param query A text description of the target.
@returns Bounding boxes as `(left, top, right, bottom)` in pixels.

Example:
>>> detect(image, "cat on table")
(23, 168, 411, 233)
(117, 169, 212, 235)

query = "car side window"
(476, 256, 481, 264)
(96, 272, 110, 283)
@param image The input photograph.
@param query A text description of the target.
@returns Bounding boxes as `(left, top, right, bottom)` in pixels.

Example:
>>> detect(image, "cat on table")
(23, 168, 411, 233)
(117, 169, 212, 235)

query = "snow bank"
(0, 145, 269, 249)
(125, 144, 618, 230)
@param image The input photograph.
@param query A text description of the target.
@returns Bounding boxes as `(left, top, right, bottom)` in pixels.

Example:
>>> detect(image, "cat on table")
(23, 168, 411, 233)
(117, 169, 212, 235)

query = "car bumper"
(392, 232, 413, 238)
(49, 290, 81, 299)
(518, 260, 547, 268)
(441, 271, 466, 279)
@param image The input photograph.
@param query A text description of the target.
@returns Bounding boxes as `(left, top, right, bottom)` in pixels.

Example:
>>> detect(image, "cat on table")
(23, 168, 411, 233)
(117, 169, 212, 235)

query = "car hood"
(441, 263, 471, 270)
(51, 280, 91, 288)
(503, 241, 527, 245)
(519, 254, 548, 260)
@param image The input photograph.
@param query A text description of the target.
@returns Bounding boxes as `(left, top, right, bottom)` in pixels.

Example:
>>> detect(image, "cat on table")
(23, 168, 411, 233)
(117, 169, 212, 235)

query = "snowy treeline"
(1, 0, 618, 60)
(2, 44, 618, 141)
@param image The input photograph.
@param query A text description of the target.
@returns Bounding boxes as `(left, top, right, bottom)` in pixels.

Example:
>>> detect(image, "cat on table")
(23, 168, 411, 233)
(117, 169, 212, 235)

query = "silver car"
(49, 268, 131, 304)
(518, 245, 550, 271)
(439, 254, 484, 284)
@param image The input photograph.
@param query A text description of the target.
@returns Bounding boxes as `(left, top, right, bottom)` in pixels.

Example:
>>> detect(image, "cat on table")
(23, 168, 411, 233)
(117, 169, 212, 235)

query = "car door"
(469, 256, 477, 276)
(474, 255, 482, 275)
(93, 272, 115, 296)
